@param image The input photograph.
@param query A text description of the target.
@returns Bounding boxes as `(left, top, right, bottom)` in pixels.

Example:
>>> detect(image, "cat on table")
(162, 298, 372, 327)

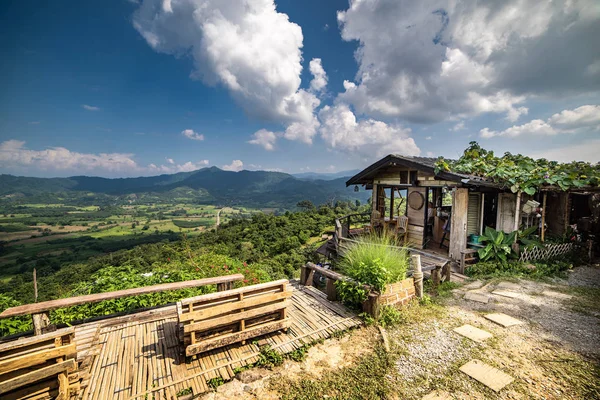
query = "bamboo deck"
(74, 280, 361, 400)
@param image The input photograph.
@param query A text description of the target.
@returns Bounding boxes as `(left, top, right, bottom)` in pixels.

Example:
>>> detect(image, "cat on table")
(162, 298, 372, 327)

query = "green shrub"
(467, 258, 572, 279)
(338, 232, 410, 292)
(0, 294, 31, 337)
(377, 305, 406, 328)
(335, 280, 369, 310)
(255, 345, 283, 369)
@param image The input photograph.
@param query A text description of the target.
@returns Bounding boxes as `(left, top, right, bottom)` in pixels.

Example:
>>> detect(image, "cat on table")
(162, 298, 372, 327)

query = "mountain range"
(0, 167, 368, 208)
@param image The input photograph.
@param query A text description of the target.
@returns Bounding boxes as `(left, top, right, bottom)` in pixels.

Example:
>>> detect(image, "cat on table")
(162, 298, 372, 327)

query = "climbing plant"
(434, 142, 600, 195)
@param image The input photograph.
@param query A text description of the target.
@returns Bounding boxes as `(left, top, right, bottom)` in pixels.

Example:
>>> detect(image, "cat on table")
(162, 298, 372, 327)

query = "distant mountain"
(292, 169, 361, 181)
(0, 168, 369, 208)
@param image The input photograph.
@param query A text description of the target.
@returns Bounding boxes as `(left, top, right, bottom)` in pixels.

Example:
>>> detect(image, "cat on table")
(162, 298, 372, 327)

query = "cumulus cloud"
(82, 104, 100, 111)
(248, 129, 278, 151)
(531, 139, 600, 163)
(480, 104, 600, 138)
(166, 157, 175, 164)
(133, 0, 319, 126)
(0, 140, 209, 176)
(309, 58, 327, 93)
(336, 0, 600, 123)
(222, 159, 244, 172)
(318, 103, 420, 159)
(451, 121, 465, 131)
(181, 129, 204, 141)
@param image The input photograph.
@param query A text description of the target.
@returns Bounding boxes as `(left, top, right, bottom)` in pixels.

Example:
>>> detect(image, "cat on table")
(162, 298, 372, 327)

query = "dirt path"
(196, 266, 600, 400)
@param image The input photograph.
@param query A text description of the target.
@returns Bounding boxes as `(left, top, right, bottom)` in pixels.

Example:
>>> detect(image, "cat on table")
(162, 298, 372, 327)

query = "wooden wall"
(406, 187, 426, 248)
(449, 188, 469, 260)
(545, 192, 569, 236)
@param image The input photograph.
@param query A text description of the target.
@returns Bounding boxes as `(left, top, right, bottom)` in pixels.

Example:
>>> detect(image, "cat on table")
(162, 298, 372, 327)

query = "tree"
(296, 200, 315, 211)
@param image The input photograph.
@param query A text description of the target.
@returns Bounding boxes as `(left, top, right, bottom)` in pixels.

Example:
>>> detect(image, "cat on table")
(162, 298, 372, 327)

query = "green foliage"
(207, 377, 224, 389)
(176, 387, 192, 397)
(435, 141, 600, 194)
(477, 226, 544, 264)
(0, 294, 31, 336)
(466, 258, 573, 279)
(338, 232, 410, 292)
(255, 345, 284, 369)
(287, 345, 310, 362)
(377, 305, 406, 328)
(335, 280, 369, 310)
(172, 219, 212, 228)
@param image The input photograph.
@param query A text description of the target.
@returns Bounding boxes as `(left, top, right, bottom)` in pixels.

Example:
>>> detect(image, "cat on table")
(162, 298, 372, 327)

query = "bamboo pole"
(513, 191, 522, 237)
(541, 192, 547, 242)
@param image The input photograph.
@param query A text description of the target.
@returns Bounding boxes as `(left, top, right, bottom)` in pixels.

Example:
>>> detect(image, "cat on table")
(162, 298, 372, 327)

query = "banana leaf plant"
(477, 225, 544, 264)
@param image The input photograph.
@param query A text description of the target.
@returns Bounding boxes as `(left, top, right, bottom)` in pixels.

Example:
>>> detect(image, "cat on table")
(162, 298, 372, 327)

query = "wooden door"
(496, 193, 516, 233)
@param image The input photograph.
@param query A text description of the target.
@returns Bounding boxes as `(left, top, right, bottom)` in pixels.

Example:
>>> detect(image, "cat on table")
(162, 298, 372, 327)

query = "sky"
(0, 0, 599, 178)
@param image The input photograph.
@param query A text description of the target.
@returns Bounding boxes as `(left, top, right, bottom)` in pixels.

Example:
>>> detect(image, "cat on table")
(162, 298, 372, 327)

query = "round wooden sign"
(408, 191, 425, 210)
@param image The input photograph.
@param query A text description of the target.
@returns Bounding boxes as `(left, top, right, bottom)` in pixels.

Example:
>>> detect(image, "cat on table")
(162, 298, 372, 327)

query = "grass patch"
(274, 346, 395, 400)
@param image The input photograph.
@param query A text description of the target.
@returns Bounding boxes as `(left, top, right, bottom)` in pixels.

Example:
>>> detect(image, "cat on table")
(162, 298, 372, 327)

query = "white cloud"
(222, 159, 244, 172)
(480, 104, 600, 138)
(181, 129, 204, 141)
(283, 115, 320, 144)
(425, 136, 432, 140)
(166, 157, 175, 164)
(336, 0, 600, 123)
(451, 121, 465, 131)
(0, 140, 209, 176)
(531, 139, 600, 163)
(248, 129, 278, 151)
(318, 103, 420, 159)
(82, 104, 100, 111)
(133, 0, 319, 126)
(309, 58, 327, 93)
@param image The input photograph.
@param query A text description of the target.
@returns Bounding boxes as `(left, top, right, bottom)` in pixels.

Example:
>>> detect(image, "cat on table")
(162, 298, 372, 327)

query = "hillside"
(0, 168, 368, 208)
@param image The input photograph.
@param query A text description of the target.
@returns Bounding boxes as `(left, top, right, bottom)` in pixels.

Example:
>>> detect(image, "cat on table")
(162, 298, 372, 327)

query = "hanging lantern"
(354, 185, 359, 192)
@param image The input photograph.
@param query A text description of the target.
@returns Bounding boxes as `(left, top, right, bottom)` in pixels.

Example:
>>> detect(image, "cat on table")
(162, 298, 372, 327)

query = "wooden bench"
(177, 280, 292, 357)
(0, 327, 79, 400)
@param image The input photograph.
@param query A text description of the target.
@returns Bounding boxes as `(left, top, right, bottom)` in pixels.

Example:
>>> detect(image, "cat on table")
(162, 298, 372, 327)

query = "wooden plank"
(0, 328, 75, 352)
(179, 279, 288, 306)
(449, 188, 469, 259)
(185, 301, 290, 334)
(459, 359, 514, 392)
(0, 343, 75, 375)
(186, 319, 289, 356)
(0, 359, 76, 395)
(179, 291, 292, 322)
(0, 275, 244, 319)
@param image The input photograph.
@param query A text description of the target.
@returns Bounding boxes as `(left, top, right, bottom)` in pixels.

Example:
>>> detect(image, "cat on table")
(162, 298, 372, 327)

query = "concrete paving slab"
(484, 313, 524, 327)
(463, 280, 484, 290)
(542, 290, 573, 300)
(464, 292, 490, 304)
(496, 281, 522, 291)
(460, 359, 514, 392)
(492, 290, 521, 299)
(453, 324, 493, 342)
(422, 390, 451, 400)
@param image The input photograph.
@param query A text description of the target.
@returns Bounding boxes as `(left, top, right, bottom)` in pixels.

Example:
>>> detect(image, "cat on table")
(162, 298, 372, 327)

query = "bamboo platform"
(75, 280, 361, 400)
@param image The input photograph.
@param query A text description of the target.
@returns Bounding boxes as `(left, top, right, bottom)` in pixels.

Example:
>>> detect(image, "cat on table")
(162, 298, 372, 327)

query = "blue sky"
(1, 0, 599, 178)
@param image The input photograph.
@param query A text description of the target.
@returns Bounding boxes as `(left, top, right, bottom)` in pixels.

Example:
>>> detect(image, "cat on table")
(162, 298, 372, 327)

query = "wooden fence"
(519, 242, 574, 262)
(177, 280, 292, 357)
(0, 327, 78, 400)
(0, 275, 244, 337)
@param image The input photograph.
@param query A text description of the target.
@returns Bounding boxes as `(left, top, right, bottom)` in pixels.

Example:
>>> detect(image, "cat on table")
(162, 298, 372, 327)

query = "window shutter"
(467, 193, 481, 236)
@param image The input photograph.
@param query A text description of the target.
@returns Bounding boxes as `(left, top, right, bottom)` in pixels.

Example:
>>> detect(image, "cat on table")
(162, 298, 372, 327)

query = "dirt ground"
(197, 266, 600, 400)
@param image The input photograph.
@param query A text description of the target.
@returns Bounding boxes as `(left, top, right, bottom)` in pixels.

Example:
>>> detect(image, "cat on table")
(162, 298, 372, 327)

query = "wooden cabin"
(346, 155, 599, 263)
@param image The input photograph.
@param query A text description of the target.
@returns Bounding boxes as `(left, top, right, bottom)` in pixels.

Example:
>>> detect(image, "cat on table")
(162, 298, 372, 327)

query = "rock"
(463, 280, 484, 290)
(464, 291, 490, 303)
(235, 368, 270, 383)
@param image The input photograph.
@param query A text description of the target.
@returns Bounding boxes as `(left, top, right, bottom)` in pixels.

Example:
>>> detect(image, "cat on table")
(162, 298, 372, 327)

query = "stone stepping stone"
(463, 280, 484, 290)
(496, 281, 521, 291)
(464, 291, 490, 304)
(484, 313, 524, 327)
(491, 289, 521, 299)
(460, 359, 514, 392)
(422, 390, 451, 400)
(454, 324, 493, 342)
(542, 290, 573, 300)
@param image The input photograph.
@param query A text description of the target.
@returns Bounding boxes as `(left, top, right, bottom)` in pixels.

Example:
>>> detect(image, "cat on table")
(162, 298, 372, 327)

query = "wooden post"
(306, 269, 315, 287)
(479, 193, 485, 235)
(326, 278, 337, 301)
(362, 292, 380, 318)
(33, 268, 38, 303)
(411, 255, 423, 298)
(300, 264, 308, 285)
(432, 266, 441, 288)
(514, 191, 522, 235)
(442, 262, 452, 282)
(32, 312, 51, 336)
(541, 192, 547, 242)
(390, 188, 394, 221)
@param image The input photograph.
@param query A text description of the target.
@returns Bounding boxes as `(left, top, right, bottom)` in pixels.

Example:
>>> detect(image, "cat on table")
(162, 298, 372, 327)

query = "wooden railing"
(0, 274, 245, 336)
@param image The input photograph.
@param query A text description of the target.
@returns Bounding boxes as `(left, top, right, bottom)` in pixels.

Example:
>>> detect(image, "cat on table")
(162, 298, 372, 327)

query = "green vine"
(434, 142, 600, 195)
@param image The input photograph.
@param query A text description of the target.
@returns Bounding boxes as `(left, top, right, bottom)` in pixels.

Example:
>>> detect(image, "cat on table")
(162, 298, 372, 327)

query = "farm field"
(0, 202, 263, 283)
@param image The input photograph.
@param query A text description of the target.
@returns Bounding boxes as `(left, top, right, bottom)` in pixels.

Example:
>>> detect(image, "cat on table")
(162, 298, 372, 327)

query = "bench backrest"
(178, 279, 292, 356)
(0, 327, 79, 399)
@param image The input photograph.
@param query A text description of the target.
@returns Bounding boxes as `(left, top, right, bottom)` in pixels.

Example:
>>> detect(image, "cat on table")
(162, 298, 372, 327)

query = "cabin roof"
(345, 154, 499, 188)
